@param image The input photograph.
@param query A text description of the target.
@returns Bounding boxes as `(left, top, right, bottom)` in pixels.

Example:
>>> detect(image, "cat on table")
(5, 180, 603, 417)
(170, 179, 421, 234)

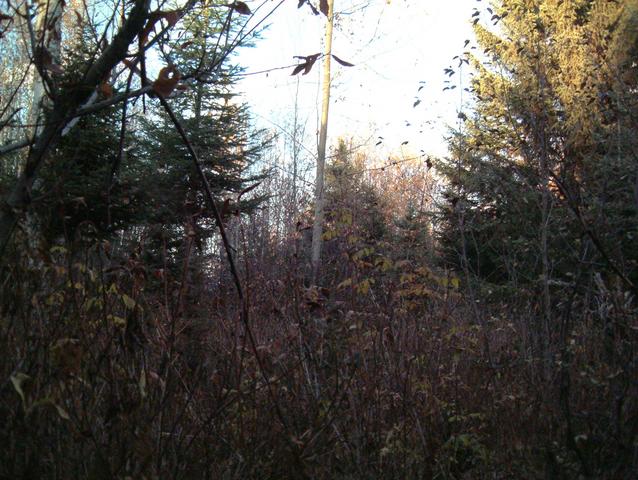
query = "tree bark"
(310, 0, 334, 284)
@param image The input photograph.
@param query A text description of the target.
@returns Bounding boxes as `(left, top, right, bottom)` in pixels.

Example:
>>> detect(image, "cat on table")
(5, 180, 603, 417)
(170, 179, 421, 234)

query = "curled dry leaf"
(153, 65, 181, 97)
(331, 54, 354, 67)
(291, 53, 321, 75)
(291, 64, 305, 76)
(229, 1, 251, 15)
(320, 0, 329, 16)
(140, 10, 181, 45)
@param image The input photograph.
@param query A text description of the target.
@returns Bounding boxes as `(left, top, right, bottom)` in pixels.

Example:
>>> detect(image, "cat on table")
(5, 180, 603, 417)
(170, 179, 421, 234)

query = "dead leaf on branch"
(291, 53, 321, 75)
(153, 65, 181, 97)
(140, 10, 181, 45)
(331, 54, 354, 67)
(320, 0, 329, 16)
(298, 0, 319, 15)
(227, 1, 252, 15)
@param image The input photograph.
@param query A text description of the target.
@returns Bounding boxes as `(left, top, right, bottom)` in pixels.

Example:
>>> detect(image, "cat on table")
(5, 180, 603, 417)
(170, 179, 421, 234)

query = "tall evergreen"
(437, 0, 638, 290)
(136, 5, 269, 251)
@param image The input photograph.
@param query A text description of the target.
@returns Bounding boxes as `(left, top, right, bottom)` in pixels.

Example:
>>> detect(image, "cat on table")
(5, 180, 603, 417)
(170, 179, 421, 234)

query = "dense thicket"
(435, 0, 638, 476)
(0, 0, 636, 478)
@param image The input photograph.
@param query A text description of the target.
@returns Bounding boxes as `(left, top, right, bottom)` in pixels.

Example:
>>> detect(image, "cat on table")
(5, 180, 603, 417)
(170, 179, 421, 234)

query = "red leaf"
(331, 54, 354, 67)
(152, 65, 181, 97)
(320, 0, 329, 16)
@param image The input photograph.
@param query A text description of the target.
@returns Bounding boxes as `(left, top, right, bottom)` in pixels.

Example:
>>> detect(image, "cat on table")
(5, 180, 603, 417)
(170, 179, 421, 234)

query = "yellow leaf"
(122, 294, 136, 309)
(10, 373, 30, 406)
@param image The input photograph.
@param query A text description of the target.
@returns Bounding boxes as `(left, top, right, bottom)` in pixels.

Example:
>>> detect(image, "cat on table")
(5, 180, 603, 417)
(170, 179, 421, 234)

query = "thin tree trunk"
(27, 0, 65, 139)
(310, 0, 334, 284)
(0, 0, 151, 258)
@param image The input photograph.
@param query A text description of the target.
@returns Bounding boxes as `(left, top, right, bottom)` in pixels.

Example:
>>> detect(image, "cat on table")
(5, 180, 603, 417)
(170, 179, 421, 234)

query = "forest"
(0, 0, 636, 478)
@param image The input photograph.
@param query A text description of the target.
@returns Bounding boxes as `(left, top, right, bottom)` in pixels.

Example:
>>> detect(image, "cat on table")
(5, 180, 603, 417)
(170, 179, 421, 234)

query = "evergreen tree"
(31, 4, 269, 251)
(135, 6, 269, 253)
(437, 0, 638, 290)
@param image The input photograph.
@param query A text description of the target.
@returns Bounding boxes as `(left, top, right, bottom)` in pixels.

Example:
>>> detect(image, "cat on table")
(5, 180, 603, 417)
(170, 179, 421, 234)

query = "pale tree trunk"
(0, 0, 151, 257)
(310, 0, 334, 284)
(28, 0, 65, 138)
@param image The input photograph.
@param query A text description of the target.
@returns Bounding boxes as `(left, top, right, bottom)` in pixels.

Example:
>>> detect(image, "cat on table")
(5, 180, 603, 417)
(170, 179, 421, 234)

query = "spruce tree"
(437, 0, 638, 290)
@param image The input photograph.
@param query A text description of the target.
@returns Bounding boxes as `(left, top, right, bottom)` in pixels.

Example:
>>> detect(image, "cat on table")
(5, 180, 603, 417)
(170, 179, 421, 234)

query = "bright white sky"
(236, 0, 477, 163)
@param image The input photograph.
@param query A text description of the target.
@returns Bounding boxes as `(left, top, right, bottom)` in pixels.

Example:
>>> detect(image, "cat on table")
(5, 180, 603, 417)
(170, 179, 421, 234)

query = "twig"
(158, 95, 309, 479)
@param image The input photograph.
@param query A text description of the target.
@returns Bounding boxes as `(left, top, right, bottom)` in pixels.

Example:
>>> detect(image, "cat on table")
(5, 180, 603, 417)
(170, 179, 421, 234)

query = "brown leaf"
(229, 1, 251, 15)
(99, 81, 113, 98)
(291, 64, 306, 76)
(331, 54, 354, 67)
(291, 53, 321, 75)
(302, 53, 320, 74)
(320, 0, 329, 16)
(140, 10, 181, 45)
(152, 65, 181, 97)
(164, 10, 180, 27)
